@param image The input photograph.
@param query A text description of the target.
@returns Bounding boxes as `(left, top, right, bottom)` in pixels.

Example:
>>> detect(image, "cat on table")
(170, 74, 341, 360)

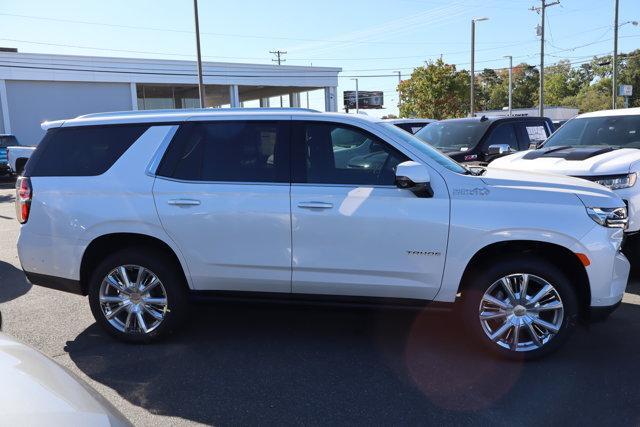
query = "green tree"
(619, 49, 640, 107)
(398, 59, 469, 119)
(511, 64, 539, 109)
(476, 68, 503, 110)
(575, 78, 624, 112)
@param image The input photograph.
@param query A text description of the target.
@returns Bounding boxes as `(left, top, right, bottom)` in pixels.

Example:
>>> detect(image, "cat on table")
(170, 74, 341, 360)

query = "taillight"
(15, 177, 32, 224)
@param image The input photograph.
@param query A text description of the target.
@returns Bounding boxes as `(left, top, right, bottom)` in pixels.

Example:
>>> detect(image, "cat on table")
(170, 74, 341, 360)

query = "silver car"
(0, 313, 130, 426)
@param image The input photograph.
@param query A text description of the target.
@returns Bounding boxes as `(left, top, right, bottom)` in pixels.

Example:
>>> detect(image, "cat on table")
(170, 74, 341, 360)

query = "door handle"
(168, 199, 201, 206)
(297, 201, 333, 209)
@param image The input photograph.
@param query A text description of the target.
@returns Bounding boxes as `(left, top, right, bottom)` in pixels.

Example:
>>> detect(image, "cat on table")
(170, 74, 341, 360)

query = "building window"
(136, 84, 231, 110)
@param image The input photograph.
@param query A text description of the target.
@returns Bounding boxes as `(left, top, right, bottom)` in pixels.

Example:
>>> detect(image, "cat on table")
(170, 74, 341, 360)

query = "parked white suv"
(490, 108, 640, 262)
(16, 109, 630, 359)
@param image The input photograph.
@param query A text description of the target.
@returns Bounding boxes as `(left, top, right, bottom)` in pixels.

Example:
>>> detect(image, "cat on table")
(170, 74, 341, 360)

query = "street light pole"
(192, 0, 206, 108)
(395, 71, 402, 114)
(470, 17, 489, 117)
(351, 78, 359, 114)
(504, 55, 513, 116)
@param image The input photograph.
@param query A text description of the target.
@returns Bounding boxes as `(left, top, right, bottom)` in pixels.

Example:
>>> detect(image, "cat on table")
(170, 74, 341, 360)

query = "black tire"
(88, 246, 189, 343)
(461, 256, 578, 360)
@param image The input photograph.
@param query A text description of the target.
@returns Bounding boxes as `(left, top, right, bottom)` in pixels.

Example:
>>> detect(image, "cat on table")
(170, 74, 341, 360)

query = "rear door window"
(25, 125, 150, 177)
(157, 121, 290, 183)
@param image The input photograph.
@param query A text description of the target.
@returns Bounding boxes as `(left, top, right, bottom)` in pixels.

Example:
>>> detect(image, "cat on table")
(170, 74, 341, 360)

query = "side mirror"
(395, 161, 433, 198)
(487, 143, 513, 156)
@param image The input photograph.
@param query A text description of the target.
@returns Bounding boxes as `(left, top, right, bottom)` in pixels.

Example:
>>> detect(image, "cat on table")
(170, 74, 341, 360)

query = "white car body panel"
(16, 110, 630, 312)
(0, 332, 129, 426)
(291, 183, 449, 299)
(154, 179, 292, 292)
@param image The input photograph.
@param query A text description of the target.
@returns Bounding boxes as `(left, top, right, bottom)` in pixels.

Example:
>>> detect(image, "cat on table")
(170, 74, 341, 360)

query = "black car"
(414, 116, 554, 164)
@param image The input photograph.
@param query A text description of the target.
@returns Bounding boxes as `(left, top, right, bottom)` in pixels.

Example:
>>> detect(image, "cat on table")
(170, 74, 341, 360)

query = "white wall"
(5, 80, 132, 146)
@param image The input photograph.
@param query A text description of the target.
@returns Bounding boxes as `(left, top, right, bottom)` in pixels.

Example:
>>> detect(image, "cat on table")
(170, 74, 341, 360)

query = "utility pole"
(613, 0, 619, 109)
(193, 0, 206, 108)
(395, 71, 402, 114)
(351, 78, 359, 114)
(530, 0, 560, 118)
(470, 17, 489, 117)
(504, 55, 513, 116)
(270, 50, 287, 107)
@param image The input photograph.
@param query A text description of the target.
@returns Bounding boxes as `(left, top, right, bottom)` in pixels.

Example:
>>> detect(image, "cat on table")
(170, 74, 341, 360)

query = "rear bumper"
(23, 271, 84, 295)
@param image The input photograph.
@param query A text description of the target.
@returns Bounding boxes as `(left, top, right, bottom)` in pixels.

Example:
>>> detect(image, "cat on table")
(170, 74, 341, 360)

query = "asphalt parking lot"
(1, 178, 640, 426)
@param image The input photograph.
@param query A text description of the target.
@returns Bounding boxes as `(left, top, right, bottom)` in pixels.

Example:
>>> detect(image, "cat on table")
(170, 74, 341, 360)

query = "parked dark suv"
(414, 116, 554, 164)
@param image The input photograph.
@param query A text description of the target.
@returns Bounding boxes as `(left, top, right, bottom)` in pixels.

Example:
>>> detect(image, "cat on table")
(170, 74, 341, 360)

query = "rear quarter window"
(25, 124, 150, 177)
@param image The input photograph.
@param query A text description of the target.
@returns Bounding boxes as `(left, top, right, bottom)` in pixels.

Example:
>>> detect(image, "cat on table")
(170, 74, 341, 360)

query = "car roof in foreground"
(41, 109, 385, 130)
(576, 107, 640, 119)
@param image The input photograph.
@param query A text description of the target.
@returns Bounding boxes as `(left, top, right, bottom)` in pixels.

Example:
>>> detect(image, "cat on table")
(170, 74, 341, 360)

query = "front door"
(290, 121, 450, 300)
(153, 120, 292, 293)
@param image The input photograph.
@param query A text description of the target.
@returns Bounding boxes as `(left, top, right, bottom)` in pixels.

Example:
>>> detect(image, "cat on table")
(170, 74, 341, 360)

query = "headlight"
(586, 206, 628, 228)
(592, 173, 637, 190)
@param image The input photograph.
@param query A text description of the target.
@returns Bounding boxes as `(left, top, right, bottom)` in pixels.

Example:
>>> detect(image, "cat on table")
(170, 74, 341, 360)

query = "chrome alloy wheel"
(99, 265, 168, 334)
(478, 273, 564, 352)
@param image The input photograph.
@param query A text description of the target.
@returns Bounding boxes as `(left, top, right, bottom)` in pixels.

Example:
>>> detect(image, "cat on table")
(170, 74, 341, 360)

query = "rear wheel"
(88, 247, 188, 343)
(461, 257, 578, 360)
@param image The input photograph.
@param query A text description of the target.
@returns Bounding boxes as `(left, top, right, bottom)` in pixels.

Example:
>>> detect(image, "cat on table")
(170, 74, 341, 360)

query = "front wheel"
(88, 247, 188, 343)
(461, 257, 578, 360)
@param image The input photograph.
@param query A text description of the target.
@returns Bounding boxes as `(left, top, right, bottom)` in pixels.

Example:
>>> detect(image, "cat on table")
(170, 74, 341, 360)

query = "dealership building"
(0, 51, 341, 146)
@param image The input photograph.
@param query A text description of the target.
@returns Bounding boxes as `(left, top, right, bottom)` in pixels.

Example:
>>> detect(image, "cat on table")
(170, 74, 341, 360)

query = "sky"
(0, 0, 638, 117)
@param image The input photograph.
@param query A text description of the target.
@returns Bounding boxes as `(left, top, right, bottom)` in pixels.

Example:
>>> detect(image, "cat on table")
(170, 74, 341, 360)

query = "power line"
(0, 11, 526, 47)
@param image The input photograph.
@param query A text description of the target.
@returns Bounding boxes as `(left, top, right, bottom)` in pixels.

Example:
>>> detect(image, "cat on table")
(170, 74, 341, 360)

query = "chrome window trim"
(155, 176, 290, 186)
(155, 176, 398, 189)
(292, 183, 398, 189)
(145, 125, 180, 177)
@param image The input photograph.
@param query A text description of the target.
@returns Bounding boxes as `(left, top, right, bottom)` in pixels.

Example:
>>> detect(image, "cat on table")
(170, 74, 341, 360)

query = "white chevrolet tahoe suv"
(16, 109, 630, 359)
(490, 108, 640, 263)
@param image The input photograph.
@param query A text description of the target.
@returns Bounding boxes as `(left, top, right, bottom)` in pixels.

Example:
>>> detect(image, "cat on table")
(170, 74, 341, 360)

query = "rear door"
(153, 120, 292, 293)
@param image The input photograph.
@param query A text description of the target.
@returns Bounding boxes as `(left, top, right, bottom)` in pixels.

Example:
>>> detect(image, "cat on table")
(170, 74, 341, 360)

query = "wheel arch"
(80, 233, 191, 295)
(458, 240, 591, 319)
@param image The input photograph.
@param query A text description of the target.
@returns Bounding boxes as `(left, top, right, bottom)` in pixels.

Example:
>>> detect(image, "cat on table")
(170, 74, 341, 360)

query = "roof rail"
(76, 107, 321, 119)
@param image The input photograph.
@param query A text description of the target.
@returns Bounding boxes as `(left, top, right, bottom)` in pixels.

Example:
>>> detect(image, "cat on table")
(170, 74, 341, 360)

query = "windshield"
(414, 120, 491, 151)
(380, 123, 468, 174)
(544, 114, 640, 149)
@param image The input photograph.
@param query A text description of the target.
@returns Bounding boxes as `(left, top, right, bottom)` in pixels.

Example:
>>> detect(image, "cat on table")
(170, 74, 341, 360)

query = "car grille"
(0, 148, 7, 165)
